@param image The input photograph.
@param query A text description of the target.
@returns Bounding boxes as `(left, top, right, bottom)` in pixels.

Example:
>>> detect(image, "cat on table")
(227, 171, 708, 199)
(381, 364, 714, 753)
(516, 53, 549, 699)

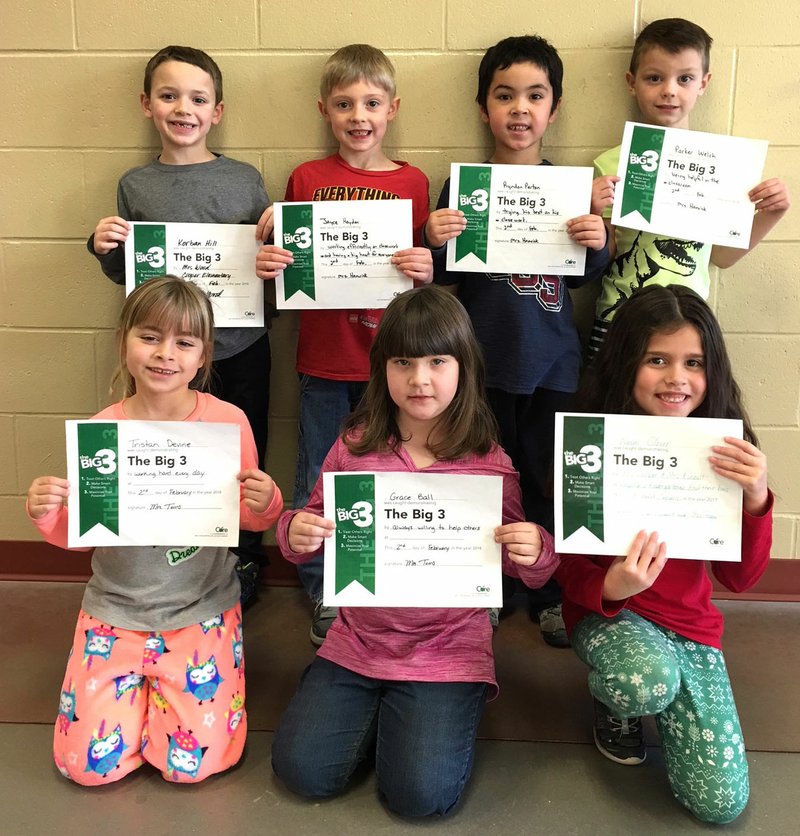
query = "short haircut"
(143, 45, 224, 104)
(114, 276, 215, 398)
(476, 35, 563, 113)
(319, 44, 396, 99)
(630, 18, 713, 75)
(579, 285, 756, 444)
(343, 285, 499, 459)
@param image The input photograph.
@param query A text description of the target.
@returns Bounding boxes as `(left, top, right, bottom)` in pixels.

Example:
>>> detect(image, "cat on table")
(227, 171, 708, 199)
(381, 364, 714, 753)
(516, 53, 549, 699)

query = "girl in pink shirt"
(273, 285, 558, 817)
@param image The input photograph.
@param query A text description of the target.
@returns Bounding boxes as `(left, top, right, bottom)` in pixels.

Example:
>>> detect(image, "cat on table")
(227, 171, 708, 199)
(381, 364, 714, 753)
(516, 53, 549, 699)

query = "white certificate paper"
(274, 200, 413, 309)
(611, 121, 768, 248)
(66, 420, 241, 548)
(446, 163, 592, 275)
(322, 472, 503, 607)
(124, 222, 264, 327)
(555, 413, 743, 561)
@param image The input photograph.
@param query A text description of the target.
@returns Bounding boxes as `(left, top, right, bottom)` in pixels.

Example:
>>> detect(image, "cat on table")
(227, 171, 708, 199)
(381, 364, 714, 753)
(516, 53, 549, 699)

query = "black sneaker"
(235, 560, 260, 610)
(533, 604, 571, 648)
(592, 698, 646, 765)
(310, 603, 337, 646)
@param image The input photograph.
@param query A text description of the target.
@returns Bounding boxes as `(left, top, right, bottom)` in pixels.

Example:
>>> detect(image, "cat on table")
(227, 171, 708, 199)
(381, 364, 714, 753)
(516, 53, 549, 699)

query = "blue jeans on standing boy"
(293, 374, 367, 602)
(271, 657, 488, 817)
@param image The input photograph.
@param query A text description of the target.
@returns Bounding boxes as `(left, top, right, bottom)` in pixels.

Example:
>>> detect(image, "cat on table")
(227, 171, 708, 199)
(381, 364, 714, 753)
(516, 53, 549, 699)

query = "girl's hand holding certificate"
(602, 530, 668, 602)
(27, 476, 70, 520)
(288, 511, 336, 554)
(709, 437, 768, 516)
(494, 521, 544, 567)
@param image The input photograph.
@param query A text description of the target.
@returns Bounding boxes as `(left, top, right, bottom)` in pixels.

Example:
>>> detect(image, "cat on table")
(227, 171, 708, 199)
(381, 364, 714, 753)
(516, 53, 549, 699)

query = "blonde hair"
(319, 44, 396, 99)
(113, 276, 214, 398)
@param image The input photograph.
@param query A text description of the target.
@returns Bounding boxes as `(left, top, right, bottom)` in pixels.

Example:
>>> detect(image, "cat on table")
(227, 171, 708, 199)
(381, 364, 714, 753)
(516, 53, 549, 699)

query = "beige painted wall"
(2, 1, 798, 556)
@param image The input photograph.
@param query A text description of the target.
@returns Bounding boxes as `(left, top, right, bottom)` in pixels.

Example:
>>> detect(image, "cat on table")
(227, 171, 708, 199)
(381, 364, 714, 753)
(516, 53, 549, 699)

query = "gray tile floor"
(1, 582, 798, 834)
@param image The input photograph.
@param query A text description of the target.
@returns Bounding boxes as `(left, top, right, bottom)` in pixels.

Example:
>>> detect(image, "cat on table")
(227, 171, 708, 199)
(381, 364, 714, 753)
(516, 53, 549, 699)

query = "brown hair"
(581, 284, 757, 443)
(114, 276, 214, 398)
(143, 45, 224, 104)
(630, 18, 713, 76)
(343, 286, 498, 459)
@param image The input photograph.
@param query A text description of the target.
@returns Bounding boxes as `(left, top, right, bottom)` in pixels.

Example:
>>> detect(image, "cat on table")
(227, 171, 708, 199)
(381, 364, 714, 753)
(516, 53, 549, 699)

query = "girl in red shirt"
(556, 284, 771, 824)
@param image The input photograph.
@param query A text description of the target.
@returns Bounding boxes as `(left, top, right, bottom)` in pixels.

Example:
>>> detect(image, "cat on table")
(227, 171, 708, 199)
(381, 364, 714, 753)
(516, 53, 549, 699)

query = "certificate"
(66, 420, 241, 548)
(555, 413, 743, 561)
(446, 162, 592, 275)
(274, 200, 413, 309)
(611, 121, 768, 248)
(322, 472, 503, 607)
(125, 222, 264, 327)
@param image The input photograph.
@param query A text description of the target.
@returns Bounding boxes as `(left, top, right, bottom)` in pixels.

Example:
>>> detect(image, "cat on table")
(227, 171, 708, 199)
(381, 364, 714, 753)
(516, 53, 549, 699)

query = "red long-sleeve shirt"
(556, 493, 773, 649)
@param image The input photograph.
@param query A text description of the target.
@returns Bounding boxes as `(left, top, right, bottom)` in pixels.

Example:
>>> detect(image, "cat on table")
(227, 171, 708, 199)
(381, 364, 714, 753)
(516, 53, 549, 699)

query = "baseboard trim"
(2, 541, 798, 601)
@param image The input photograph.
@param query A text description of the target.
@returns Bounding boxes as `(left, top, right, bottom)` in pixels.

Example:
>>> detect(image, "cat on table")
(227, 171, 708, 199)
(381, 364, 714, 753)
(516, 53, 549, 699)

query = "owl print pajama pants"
(53, 605, 246, 785)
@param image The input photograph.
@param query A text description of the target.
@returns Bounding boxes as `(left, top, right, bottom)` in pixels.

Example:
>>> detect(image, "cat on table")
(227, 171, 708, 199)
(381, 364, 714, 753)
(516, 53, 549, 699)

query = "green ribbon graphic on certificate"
(455, 165, 492, 263)
(280, 203, 316, 301)
(132, 223, 167, 286)
(333, 474, 376, 595)
(77, 423, 119, 536)
(620, 125, 665, 223)
(561, 416, 605, 540)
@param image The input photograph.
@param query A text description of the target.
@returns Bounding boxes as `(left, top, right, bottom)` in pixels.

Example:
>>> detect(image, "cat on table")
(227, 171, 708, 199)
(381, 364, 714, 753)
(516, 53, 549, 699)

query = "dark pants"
(272, 657, 488, 817)
(486, 386, 574, 611)
(211, 332, 271, 566)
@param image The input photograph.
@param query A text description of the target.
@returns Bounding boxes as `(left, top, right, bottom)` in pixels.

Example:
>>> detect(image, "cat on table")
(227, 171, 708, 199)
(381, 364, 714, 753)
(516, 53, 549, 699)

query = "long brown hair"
(113, 276, 215, 398)
(581, 284, 757, 443)
(343, 285, 498, 458)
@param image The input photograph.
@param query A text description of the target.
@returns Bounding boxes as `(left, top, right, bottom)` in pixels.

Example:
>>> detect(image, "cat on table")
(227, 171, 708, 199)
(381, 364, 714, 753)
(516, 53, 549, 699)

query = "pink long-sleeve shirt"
(277, 436, 558, 697)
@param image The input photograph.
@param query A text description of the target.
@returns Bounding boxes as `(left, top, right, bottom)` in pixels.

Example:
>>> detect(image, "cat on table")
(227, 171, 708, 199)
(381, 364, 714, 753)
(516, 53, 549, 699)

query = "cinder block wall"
(2, 1, 798, 556)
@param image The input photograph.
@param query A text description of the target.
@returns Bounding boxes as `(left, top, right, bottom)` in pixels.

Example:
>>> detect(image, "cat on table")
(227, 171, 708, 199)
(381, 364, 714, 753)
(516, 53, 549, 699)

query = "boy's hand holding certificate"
(66, 420, 241, 548)
(273, 200, 413, 309)
(125, 222, 264, 327)
(555, 414, 743, 562)
(322, 472, 503, 607)
(446, 162, 593, 275)
(612, 121, 768, 247)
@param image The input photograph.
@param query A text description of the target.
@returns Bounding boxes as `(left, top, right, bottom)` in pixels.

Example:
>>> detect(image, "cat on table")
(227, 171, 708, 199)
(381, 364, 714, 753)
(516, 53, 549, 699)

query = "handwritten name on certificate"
(124, 222, 264, 327)
(555, 414, 744, 562)
(321, 472, 503, 607)
(611, 121, 768, 248)
(274, 200, 413, 309)
(66, 420, 241, 548)
(446, 163, 592, 275)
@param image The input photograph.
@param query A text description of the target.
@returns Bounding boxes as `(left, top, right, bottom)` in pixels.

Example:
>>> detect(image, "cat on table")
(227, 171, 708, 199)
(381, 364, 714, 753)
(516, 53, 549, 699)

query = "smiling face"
(626, 47, 710, 129)
(319, 79, 399, 167)
(480, 61, 560, 163)
(387, 355, 460, 438)
(124, 323, 205, 403)
(633, 325, 707, 417)
(141, 60, 223, 163)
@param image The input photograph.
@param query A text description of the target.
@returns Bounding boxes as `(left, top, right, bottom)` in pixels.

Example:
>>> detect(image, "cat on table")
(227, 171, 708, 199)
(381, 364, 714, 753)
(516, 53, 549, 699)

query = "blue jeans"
(272, 657, 488, 817)
(293, 375, 367, 603)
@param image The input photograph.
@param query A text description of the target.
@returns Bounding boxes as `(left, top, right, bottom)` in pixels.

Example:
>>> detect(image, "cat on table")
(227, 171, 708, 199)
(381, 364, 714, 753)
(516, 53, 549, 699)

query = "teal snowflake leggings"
(572, 610, 749, 824)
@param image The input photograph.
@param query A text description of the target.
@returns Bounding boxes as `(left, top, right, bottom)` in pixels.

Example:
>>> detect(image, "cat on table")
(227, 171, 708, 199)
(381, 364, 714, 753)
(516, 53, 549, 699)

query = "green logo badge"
(561, 416, 605, 541)
(333, 474, 376, 595)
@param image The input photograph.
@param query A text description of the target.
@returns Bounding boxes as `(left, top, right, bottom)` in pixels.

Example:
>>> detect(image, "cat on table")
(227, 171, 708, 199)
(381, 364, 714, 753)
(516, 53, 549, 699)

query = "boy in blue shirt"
(590, 18, 790, 355)
(88, 46, 273, 606)
(426, 35, 610, 646)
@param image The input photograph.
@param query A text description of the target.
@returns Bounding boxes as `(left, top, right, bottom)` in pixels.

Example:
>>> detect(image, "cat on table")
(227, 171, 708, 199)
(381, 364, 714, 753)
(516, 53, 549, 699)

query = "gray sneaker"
(310, 603, 338, 646)
(592, 698, 646, 765)
(535, 604, 570, 648)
